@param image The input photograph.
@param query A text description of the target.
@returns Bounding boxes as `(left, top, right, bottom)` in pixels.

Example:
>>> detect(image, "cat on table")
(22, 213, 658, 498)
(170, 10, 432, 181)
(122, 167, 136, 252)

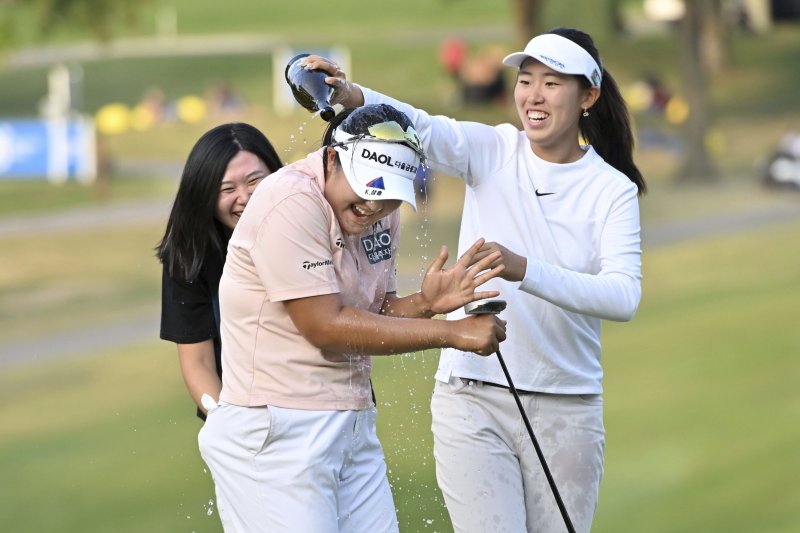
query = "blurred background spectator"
(763, 130, 800, 189)
(438, 38, 507, 107)
(205, 81, 245, 118)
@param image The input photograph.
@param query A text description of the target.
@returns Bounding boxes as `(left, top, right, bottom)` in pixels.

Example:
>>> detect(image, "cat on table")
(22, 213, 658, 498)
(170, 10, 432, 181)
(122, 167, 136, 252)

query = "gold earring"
(582, 109, 589, 117)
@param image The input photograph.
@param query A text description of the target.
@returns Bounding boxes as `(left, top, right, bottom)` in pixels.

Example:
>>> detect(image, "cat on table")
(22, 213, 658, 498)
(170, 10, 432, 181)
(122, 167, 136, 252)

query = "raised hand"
(420, 238, 505, 315)
(300, 55, 364, 108)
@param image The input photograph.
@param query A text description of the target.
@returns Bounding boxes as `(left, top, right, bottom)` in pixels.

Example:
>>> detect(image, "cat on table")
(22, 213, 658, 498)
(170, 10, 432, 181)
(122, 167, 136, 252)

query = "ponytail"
(549, 27, 647, 195)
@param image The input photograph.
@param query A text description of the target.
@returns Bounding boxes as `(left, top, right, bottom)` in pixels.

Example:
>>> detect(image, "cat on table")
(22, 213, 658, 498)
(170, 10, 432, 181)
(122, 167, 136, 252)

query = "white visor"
(332, 128, 420, 210)
(502, 33, 602, 88)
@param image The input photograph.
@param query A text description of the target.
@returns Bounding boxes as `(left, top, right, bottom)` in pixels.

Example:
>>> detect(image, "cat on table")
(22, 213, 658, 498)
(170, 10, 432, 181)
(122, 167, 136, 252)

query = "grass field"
(2, 1, 800, 532)
(0, 221, 163, 345)
(1, 214, 798, 532)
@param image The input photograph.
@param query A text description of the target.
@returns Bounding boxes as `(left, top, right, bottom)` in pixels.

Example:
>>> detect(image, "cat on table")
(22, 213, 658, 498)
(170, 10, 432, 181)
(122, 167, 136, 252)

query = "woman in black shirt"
(157, 123, 283, 419)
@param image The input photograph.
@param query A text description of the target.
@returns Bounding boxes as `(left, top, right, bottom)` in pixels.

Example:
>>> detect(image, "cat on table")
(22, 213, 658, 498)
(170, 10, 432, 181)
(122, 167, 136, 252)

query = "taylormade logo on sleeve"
(302, 259, 333, 270)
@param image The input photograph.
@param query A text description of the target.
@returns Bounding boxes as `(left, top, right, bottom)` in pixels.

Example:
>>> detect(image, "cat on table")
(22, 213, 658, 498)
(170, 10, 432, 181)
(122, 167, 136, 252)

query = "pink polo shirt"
(218, 149, 400, 410)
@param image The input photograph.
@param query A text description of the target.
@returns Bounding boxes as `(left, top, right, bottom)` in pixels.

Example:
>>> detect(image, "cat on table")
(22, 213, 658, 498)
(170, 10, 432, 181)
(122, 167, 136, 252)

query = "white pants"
(198, 402, 398, 533)
(431, 377, 605, 533)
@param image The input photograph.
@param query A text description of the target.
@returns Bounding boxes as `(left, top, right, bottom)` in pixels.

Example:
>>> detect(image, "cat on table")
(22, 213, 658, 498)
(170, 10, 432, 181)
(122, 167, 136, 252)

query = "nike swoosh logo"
(535, 189, 555, 196)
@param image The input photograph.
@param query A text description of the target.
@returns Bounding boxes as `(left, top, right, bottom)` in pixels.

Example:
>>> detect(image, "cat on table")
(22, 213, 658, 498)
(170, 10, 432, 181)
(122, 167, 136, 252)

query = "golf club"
(465, 299, 576, 533)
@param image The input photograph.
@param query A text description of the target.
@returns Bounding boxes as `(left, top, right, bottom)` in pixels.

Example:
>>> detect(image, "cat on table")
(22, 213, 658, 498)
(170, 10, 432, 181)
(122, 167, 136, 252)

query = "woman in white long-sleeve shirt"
(304, 26, 646, 533)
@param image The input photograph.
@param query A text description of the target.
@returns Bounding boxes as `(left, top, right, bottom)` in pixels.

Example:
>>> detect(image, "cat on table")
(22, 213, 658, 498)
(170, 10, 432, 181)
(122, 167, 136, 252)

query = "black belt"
(460, 378, 537, 395)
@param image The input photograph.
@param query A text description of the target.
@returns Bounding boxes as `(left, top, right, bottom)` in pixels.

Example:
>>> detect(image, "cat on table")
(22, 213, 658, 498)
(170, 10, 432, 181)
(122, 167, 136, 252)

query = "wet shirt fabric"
(160, 247, 225, 419)
(361, 86, 642, 395)
(218, 148, 399, 411)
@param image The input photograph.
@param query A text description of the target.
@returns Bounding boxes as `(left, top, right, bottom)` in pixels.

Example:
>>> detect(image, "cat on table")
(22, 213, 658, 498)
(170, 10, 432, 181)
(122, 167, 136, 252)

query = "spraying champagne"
(285, 53, 336, 121)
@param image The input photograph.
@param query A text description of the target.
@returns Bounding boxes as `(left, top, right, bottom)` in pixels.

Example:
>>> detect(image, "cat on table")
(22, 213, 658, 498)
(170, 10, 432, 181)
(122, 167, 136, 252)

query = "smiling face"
(323, 147, 402, 235)
(214, 150, 271, 230)
(514, 58, 599, 163)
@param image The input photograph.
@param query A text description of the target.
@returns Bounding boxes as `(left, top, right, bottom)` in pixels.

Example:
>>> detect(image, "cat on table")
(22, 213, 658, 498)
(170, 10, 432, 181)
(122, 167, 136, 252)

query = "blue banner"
(0, 117, 96, 183)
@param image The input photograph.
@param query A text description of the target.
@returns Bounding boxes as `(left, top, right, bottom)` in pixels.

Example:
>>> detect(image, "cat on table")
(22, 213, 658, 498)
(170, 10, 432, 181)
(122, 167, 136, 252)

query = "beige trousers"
(431, 377, 605, 533)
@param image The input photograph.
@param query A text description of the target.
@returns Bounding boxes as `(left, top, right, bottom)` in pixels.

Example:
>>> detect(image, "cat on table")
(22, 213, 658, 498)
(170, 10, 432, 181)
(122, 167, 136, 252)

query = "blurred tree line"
(1, 0, 791, 184)
(0, 0, 151, 44)
(509, 0, 754, 183)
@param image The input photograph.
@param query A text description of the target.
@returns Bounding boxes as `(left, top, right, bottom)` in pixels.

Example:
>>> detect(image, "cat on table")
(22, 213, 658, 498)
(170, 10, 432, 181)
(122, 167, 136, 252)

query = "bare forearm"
(177, 341, 221, 414)
(285, 294, 504, 357)
(306, 306, 452, 355)
(380, 292, 435, 319)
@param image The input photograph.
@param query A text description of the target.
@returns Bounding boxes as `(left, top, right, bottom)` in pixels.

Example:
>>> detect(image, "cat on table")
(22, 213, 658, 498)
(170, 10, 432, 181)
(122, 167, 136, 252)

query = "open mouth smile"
(527, 110, 549, 123)
(351, 204, 382, 219)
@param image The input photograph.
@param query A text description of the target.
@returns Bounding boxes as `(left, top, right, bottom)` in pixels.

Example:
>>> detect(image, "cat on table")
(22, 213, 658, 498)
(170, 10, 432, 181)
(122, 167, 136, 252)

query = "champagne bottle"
(284, 53, 335, 121)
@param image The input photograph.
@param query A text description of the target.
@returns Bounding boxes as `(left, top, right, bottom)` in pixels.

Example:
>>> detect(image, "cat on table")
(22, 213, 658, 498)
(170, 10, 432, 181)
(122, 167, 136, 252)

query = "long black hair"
(548, 27, 646, 195)
(156, 122, 283, 280)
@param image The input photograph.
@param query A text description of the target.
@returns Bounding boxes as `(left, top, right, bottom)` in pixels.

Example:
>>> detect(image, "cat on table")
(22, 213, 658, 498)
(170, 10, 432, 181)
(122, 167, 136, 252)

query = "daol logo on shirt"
(361, 229, 392, 265)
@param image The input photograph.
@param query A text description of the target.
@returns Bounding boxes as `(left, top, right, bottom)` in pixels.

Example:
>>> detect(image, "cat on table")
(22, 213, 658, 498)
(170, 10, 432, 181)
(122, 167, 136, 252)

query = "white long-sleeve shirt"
(362, 86, 642, 393)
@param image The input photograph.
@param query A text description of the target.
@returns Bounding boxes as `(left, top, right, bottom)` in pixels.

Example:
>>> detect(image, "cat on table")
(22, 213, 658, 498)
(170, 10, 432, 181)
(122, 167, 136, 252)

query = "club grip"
(464, 299, 507, 315)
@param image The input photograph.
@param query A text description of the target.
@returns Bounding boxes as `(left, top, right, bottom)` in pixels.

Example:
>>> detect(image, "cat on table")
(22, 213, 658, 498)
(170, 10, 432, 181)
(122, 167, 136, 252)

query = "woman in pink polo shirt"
(198, 103, 507, 532)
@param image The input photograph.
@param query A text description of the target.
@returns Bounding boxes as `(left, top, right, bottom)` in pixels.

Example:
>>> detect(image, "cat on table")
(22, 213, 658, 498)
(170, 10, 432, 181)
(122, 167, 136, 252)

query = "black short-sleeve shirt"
(160, 248, 225, 420)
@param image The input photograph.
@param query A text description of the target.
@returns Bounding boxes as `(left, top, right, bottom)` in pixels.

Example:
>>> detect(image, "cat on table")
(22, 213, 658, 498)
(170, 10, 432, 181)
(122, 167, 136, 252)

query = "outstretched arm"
(284, 293, 506, 357)
(301, 54, 503, 186)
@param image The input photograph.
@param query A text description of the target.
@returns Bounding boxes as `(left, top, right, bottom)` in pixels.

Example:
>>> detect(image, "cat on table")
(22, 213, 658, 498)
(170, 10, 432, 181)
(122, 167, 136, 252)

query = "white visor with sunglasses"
(503, 33, 602, 88)
(331, 121, 425, 210)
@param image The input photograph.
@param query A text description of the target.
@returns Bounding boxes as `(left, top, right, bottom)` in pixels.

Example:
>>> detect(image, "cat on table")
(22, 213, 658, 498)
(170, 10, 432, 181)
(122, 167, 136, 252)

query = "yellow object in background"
(95, 103, 131, 135)
(130, 104, 157, 131)
(665, 96, 689, 125)
(625, 81, 654, 113)
(176, 95, 207, 124)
